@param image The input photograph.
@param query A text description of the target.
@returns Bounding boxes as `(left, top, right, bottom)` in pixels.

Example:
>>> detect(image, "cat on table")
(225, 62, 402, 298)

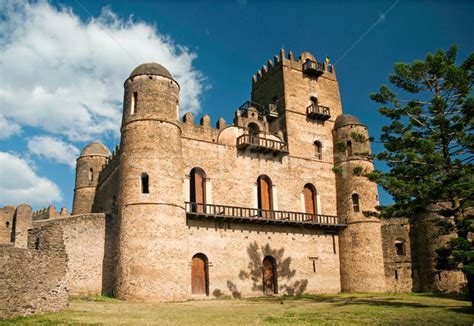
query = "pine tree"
(369, 45, 474, 305)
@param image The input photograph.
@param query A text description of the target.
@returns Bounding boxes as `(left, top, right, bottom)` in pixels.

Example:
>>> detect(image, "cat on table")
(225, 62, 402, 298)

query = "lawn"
(2, 293, 473, 325)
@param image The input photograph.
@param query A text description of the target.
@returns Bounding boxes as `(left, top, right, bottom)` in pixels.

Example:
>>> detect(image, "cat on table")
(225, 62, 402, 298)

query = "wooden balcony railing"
(302, 60, 325, 77)
(306, 104, 331, 121)
(185, 202, 346, 228)
(236, 134, 288, 155)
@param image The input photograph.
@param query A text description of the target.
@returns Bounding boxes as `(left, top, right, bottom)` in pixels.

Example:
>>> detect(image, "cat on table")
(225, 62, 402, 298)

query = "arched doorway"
(248, 123, 260, 145)
(303, 184, 317, 219)
(257, 175, 273, 218)
(191, 253, 209, 295)
(262, 256, 277, 294)
(190, 168, 206, 213)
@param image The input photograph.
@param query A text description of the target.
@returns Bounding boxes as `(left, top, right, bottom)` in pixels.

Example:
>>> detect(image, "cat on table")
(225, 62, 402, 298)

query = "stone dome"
(79, 142, 110, 157)
(129, 63, 172, 79)
(334, 114, 365, 129)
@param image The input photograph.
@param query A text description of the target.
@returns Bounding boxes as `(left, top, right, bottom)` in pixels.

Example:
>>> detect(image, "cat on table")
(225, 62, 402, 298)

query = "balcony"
(237, 134, 288, 155)
(185, 202, 346, 228)
(302, 60, 325, 78)
(306, 104, 331, 121)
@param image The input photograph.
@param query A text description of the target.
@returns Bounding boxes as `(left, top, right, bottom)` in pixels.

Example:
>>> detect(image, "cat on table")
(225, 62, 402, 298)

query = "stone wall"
(410, 212, 467, 293)
(382, 218, 413, 292)
(30, 213, 110, 297)
(0, 220, 68, 319)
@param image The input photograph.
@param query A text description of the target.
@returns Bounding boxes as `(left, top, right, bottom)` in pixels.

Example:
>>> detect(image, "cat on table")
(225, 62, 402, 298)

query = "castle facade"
(0, 50, 465, 317)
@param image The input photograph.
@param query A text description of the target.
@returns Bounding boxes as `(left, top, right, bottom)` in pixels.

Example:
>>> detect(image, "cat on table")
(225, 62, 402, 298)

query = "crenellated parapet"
(98, 144, 121, 185)
(32, 205, 70, 221)
(180, 112, 225, 142)
(252, 49, 336, 88)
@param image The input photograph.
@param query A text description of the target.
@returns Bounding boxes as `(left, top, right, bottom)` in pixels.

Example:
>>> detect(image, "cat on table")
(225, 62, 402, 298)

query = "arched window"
(131, 91, 138, 115)
(248, 123, 260, 145)
(346, 140, 353, 156)
(303, 184, 317, 217)
(191, 253, 209, 296)
(141, 173, 149, 194)
(190, 168, 206, 213)
(310, 96, 318, 106)
(5, 221, 9, 228)
(395, 239, 405, 256)
(314, 141, 322, 160)
(88, 168, 93, 182)
(257, 175, 273, 216)
(352, 193, 360, 212)
(262, 256, 278, 294)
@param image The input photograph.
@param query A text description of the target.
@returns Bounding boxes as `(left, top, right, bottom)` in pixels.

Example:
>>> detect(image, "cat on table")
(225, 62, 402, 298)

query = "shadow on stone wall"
(213, 241, 307, 298)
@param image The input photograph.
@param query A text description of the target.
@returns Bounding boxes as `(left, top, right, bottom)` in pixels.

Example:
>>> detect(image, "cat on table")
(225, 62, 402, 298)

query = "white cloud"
(0, 114, 21, 139)
(0, 0, 205, 142)
(27, 136, 80, 168)
(0, 152, 62, 206)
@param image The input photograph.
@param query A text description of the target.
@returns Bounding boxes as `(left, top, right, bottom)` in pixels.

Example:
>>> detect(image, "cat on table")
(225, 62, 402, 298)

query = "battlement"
(32, 205, 69, 221)
(252, 49, 336, 87)
(98, 144, 121, 184)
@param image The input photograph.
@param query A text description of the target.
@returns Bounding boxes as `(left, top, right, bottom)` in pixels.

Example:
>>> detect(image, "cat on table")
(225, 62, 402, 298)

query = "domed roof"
(334, 114, 365, 129)
(129, 63, 172, 79)
(79, 142, 110, 157)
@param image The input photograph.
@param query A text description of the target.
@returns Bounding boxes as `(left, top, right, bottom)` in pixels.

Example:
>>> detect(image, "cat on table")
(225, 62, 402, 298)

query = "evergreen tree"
(369, 45, 474, 305)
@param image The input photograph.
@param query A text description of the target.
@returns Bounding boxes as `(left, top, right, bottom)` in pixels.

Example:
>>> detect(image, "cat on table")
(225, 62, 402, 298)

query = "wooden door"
(191, 170, 205, 213)
(192, 255, 207, 295)
(263, 257, 275, 294)
(304, 185, 316, 221)
(258, 176, 272, 218)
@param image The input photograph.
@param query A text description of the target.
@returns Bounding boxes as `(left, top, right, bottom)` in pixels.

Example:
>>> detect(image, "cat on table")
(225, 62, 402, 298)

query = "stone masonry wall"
(0, 220, 68, 319)
(30, 213, 108, 297)
(382, 218, 413, 292)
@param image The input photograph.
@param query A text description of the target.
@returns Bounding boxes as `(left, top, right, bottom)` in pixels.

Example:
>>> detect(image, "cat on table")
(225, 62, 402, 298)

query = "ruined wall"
(30, 213, 110, 297)
(382, 218, 413, 292)
(0, 221, 68, 319)
(0, 206, 15, 244)
(410, 212, 466, 293)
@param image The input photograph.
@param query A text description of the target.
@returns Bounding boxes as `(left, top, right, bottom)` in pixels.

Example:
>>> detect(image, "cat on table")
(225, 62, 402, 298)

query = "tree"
(369, 45, 474, 305)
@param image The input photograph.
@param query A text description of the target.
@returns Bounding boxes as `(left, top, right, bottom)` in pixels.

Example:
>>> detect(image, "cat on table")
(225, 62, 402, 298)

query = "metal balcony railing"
(236, 134, 288, 154)
(306, 104, 331, 121)
(185, 202, 346, 227)
(302, 60, 325, 77)
(238, 101, 264, 113)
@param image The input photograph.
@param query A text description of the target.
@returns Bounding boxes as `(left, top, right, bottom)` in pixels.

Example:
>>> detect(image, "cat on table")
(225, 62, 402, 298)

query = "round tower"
(72, 142, 110, 214)
(334, 114, 386, 292)
(115, 63, 185, 300)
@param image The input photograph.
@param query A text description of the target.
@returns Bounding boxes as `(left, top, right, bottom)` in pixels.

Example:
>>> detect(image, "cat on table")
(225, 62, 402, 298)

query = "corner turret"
(334, 114, 386, 292)
(72, 142, 110, 214)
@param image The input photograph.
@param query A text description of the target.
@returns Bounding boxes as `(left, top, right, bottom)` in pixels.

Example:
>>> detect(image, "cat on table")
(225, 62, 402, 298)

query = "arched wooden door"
(190, 168, 206, 213)
(262, 256, 277, 294)
(303, 184, 317, 220)
(191, 254, 208, 295)
(257, 175, 272, 218)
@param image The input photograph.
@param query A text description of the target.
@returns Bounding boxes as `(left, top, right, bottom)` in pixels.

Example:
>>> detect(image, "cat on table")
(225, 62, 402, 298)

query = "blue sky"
(0, 0, 472, 210)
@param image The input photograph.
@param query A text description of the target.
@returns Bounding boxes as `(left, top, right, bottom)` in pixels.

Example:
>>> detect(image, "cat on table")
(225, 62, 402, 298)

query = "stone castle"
(0, 50, 466, 318)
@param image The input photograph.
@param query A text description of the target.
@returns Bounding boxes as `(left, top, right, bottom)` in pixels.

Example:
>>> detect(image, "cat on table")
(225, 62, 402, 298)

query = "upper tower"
(72, 142, 110, 214)
(250, 50, 342, 161)
(122, 63, 180, 124)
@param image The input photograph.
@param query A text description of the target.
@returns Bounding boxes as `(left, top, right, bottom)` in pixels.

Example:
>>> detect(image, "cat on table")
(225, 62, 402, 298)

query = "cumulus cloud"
(0, 114, 21, 139)
(0, 152, 62, 206)
(0, 0, 205, 141)
(27, 136, 80, 168)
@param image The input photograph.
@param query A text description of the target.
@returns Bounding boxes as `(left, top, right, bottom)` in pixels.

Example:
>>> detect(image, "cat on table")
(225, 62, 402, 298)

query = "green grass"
(2, 293, 473, 325)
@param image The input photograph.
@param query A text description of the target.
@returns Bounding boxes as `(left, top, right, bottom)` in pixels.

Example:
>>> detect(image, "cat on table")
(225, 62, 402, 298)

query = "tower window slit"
(131, 92, 138, 115)
(141, 173, 149, 194)
(88, 168, 93, 182)
(351, 194, 360, 212)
